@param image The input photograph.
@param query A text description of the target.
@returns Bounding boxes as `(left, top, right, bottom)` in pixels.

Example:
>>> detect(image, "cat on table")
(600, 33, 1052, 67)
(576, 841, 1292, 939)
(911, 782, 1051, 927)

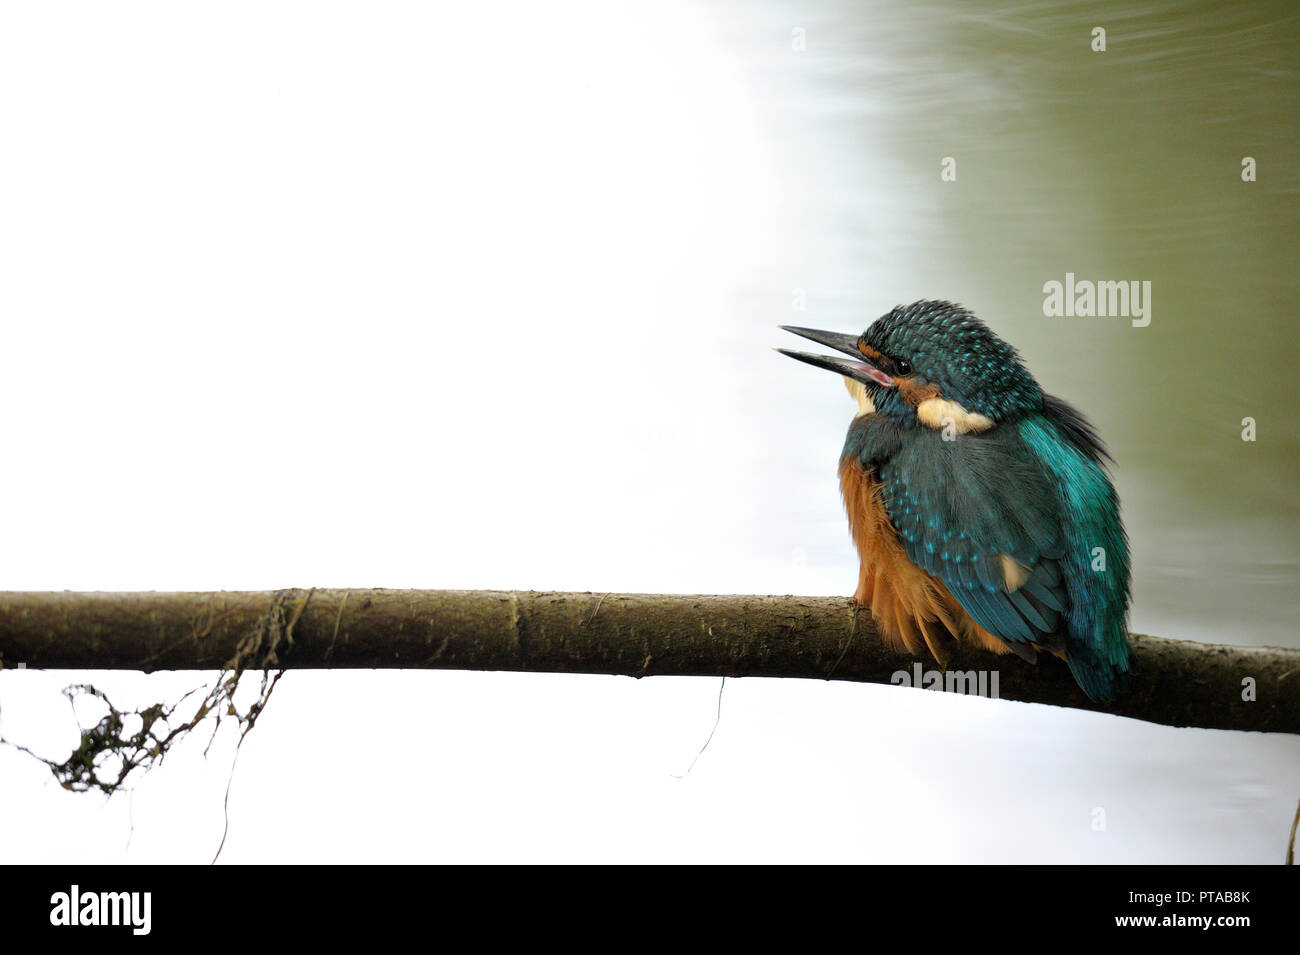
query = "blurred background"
(1, 0, 1296, 862)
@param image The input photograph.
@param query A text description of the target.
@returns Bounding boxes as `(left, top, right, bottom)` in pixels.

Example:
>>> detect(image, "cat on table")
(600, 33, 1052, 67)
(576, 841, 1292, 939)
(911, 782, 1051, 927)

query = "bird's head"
(778, 300, 1042, 433)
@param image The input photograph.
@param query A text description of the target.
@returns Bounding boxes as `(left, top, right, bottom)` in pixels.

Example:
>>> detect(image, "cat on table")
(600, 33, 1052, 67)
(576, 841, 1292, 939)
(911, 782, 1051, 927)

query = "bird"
(777, 300, 1133, 701)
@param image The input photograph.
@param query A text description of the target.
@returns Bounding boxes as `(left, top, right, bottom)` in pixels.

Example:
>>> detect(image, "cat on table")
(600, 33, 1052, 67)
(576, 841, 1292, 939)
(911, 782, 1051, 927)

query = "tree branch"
(0, 589, 1295, 734)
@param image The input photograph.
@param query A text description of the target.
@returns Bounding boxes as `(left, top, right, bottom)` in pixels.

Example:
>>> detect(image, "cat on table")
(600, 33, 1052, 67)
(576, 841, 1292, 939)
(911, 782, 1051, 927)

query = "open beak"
(776, 326, 895, 388)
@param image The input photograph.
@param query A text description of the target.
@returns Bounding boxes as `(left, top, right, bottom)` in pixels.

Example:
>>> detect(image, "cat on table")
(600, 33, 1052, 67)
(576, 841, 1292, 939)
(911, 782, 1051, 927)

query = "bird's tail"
(1065, 639, 1135, 703)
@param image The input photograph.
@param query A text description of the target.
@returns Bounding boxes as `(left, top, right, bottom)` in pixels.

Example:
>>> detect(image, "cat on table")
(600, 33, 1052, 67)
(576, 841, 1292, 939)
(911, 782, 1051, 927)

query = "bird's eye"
(895, 359, 913, 376)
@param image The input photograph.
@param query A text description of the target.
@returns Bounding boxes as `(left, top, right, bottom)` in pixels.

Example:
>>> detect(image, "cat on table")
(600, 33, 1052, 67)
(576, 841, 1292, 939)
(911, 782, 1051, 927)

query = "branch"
(0, 589, 1295, 734)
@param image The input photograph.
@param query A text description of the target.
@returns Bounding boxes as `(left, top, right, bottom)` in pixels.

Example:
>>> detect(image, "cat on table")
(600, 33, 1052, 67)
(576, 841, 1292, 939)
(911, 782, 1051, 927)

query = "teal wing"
(1021, 406, 1133, 700)
(877, 425, 1069, 650)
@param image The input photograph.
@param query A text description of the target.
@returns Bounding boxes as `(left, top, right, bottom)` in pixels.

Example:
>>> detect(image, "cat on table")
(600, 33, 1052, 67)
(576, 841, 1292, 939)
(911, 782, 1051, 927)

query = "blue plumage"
(1019, 414, 1133, 700)
(781, 301, 1134, 701)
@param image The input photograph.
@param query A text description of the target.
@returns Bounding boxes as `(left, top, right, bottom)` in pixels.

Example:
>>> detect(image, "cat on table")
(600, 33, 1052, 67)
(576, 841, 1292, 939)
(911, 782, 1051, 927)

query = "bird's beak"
(776, 326, 895, 388)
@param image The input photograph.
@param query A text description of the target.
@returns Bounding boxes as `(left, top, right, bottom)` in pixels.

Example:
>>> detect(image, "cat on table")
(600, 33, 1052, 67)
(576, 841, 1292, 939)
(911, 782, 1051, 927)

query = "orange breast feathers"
(838, 456, 1020, 663)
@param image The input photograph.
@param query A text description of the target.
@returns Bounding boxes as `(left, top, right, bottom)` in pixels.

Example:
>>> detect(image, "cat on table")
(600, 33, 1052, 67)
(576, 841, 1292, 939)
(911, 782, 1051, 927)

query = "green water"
(742, 0, 1299, 649)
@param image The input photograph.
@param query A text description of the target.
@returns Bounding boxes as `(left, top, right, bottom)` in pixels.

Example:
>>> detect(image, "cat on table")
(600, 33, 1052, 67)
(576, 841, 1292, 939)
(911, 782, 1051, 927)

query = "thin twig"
(672, 677, 726, 779)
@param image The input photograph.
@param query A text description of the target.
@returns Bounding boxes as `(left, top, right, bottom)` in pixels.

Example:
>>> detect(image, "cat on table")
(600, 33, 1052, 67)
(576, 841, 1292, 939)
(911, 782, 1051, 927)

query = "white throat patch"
(843, 376, 876, 417)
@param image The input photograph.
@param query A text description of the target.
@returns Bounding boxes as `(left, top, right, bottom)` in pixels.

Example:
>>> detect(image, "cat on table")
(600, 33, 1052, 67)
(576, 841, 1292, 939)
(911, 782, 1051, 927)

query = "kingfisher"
(778, 300, 1133, 701)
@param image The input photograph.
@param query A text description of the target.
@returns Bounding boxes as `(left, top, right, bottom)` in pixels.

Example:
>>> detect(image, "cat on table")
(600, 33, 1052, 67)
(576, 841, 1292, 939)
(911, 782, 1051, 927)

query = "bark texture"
(0, 589, 1295, 733)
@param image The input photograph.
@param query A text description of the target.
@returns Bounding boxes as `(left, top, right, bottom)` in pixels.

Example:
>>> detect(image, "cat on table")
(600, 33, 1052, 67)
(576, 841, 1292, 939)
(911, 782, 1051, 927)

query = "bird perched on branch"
(778, 301, 1132, 701)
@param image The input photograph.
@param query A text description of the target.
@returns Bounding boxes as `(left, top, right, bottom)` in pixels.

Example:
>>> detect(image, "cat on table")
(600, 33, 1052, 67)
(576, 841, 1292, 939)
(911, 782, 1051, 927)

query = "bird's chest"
(837, 451, 963, 659)
(837, 413, 912, 566)
(837, 452, 931, 589)
(837, 456, 895, 557)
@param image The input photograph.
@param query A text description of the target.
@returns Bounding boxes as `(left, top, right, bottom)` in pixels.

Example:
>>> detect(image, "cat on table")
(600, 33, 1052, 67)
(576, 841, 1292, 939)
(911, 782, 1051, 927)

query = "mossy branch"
(0, 589, 1296, 734)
